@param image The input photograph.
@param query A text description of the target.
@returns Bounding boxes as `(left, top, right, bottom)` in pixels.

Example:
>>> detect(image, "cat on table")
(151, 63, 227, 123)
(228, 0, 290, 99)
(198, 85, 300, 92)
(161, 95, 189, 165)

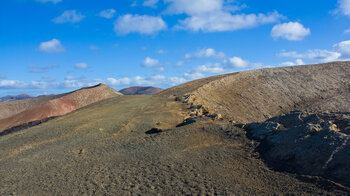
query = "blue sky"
(1, 0, 350, 96)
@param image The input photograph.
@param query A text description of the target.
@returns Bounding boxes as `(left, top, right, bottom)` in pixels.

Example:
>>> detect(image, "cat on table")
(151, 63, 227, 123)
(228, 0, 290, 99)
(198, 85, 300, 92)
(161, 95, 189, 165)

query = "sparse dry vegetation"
(0, 62, 349, 195)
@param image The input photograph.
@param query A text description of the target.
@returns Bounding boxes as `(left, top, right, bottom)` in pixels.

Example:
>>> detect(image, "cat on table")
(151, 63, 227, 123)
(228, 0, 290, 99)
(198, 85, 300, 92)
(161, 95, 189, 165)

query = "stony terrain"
(2, 95, 348, 195)
(0, 62, 349, 195)
(245, 111, 350, 186)
(0, 84, 122, 133)
(162, 61, 350, 123)
(119, 86, 163, 95)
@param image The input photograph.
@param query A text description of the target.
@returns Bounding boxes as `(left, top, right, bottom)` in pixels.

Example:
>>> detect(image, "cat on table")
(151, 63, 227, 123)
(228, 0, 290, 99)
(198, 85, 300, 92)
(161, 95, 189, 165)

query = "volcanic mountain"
(119, 86, 163, 95)
(0, 84, 122, 133)
(0, 62, 349, 195)
(0, 94, 33, 102)
(161, 61, 349, 123)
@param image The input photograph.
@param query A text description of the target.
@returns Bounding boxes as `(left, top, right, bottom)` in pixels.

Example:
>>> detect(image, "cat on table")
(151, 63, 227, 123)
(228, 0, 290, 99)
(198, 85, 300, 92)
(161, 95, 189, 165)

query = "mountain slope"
(1, 94, 343, 195)
(0, 62, 349, 195)
(119, 86, 163, 95)
(0, 94, 64, 120)
(0, 84, 122, 133)
(162, 61, 350, 123)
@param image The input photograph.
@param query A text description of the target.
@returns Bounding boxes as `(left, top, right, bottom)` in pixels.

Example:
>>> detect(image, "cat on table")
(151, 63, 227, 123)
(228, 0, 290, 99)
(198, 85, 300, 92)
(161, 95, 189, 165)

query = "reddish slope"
(119, 86, 163, 95)
(0, 94, 63, 120)
(0, 84, 122, 132)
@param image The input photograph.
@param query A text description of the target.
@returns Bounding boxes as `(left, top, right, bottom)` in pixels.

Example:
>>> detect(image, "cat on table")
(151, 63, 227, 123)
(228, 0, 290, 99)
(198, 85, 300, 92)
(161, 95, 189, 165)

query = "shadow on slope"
(244, 111, 350, 188)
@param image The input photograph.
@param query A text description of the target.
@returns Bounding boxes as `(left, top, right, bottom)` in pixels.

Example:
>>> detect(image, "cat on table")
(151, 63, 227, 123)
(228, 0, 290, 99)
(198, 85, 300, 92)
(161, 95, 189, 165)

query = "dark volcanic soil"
(0, 62, 350, 195)
(1, 95, 348, 195)
(245, 111, 350, 187)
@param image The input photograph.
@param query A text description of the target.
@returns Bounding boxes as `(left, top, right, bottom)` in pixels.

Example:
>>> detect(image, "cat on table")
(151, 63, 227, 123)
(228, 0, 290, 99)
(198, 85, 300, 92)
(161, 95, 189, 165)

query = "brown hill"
(161, 61, 350, 123)
(160, 61, 350, 187)
(119, 86, 163, 95)
(0, 94, 64, 120)
(0, 84, 122, 133)
(0, 62, 349, 195)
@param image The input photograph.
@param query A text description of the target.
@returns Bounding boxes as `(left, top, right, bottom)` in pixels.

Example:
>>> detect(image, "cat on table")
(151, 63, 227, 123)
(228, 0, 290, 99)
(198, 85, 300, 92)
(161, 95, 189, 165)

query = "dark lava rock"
(145, 128, 163, 134)
(176, 118, 196, 127)
(245, 111, 350, 187)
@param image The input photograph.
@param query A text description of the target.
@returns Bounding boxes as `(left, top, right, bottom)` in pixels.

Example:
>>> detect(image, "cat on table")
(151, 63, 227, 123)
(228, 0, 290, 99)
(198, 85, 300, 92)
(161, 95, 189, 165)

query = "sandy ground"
(1, 95, 348, 195)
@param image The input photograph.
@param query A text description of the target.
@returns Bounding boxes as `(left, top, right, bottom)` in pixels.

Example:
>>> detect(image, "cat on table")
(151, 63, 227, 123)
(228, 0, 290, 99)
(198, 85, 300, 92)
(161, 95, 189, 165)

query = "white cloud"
(193, 63, 224, 74)
(0, 80, 28, 89)
(75, 62, 88, 69)
(176, 11, 283, 32)
(303, 50, 341, 62)
(53, 10, 85, 24)
(164, 0, 247, 15)
(224, 56, 264, 70)
(165, 0, 223, 15)
(183, 72, 205, 80)
(99, 9, 116, 19)
(279, 59, 305, 66)
(132, 76, 151, 86)
(295, 59, 305, 65)
(278, 49, 341, 63)
(29, 64, 58, 73)
(271, 22, 310, 41)
(143, 0, 159, 8)
(39, 39, 65, 53)
(164, 0, 283, 33)
(185, 48, 226, 59)
(150, 75, 166, 81)
(30, 81, 56, 89)
(0, 74, 5, 79)
(63, 79, 100, 89)
(142, 57, 159, 67)
(278, 40, 350, 63)
(0, 75, 176, 90)
(36, 0, 62, 3)
(333, 40, 350, 59)
(107, 77, 132, 86)
(344, 29, 350, 34)
(157, 49, 168, 54)
(176, 61, 184, 66)
(227, 57, 249, 68)
(156, 67, 165, 72)
(169, 77, 187, 85)
(0, 79, 60, 89)
(181, 62, 226, 82)
(337, 0, 350, 17)
(107, 75, 166, 87)
(114, 14, 167, 35)
(277, 51, 303, 59)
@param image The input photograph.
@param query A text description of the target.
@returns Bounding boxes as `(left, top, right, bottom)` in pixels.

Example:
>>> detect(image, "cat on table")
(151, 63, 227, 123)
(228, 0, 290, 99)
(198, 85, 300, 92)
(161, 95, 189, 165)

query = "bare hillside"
(163, 62, 350, 123)
(0, 94, 63, 120)
(0, 63, 349, 195)
(1, 95, 346, 195)
(0, 84, 122, 133)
